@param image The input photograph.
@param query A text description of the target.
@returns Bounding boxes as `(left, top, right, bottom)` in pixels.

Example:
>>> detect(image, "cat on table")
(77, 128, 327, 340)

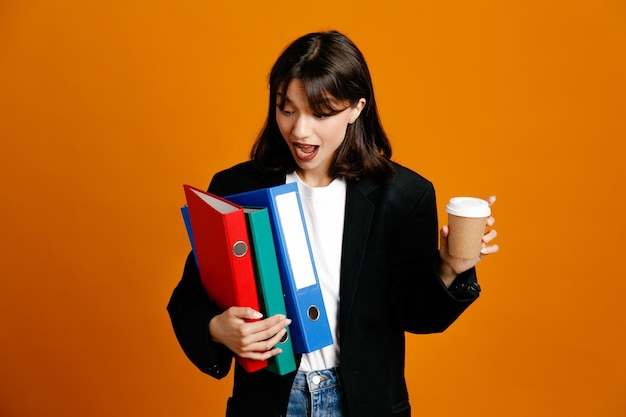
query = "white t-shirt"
(286, 173, 346, 372)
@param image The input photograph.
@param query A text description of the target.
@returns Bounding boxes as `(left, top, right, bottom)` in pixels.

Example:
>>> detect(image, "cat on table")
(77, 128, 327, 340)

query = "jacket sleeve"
(167, 251, 233, 379)
(389, 180, 480, 334)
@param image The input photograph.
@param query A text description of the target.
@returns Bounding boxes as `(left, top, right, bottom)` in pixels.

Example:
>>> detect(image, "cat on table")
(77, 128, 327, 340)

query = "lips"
(293, 143, 319, 161)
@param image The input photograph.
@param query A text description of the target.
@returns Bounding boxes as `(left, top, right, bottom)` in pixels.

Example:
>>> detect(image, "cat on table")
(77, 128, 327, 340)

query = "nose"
(292, 114, 311, 140)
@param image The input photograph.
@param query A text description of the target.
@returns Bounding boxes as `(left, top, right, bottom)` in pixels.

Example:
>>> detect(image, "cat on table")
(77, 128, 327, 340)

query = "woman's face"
(276, 79, 365, 187)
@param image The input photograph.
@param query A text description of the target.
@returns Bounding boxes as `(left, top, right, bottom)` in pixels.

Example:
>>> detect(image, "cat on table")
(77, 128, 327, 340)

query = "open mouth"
(294, 143, 319, 161)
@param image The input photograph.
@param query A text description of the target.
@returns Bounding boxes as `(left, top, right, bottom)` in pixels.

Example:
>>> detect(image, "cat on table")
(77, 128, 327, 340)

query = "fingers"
(239, 327, 290, 360)
(482, 228, 498, 244)
(244, 314, 291, 341)
(480, 229, 499, 256)
(228, 306, 264, 320)
(480, 242, 500, 256)
(486, 195, 497, 206)
(227, 313, 292, 360)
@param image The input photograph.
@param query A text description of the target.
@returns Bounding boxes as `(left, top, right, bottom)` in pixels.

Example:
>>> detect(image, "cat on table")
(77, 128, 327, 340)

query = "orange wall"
(1, 1, 625, 416)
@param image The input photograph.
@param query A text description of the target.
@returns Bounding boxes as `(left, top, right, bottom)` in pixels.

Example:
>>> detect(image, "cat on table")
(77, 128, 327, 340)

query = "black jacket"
(167, 161, 480, 417)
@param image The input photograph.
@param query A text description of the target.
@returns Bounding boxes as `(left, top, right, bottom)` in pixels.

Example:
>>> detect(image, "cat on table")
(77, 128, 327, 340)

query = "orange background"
(1, 1, 625, 416)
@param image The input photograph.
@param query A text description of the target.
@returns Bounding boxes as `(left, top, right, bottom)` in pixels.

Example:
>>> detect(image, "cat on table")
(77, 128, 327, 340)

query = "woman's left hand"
(438, 195, 499, 287)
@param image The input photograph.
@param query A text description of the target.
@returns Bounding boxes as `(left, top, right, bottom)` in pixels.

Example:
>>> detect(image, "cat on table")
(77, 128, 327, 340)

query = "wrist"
(438, 263, 457, 288)
(208, 315, 222, 343)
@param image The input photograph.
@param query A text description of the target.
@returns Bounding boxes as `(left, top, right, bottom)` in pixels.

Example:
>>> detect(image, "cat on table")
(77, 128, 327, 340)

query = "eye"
(277, 105, 295, 116)
(313, 110, 338, 119)
(313, 106, 344, 119)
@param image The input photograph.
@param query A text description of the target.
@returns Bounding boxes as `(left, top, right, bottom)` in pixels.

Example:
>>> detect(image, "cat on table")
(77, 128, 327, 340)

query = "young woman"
(167, 30, 498, 417)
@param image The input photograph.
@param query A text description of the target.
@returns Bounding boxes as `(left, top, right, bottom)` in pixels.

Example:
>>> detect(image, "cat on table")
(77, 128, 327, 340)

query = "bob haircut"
(251, 30, 394, 182)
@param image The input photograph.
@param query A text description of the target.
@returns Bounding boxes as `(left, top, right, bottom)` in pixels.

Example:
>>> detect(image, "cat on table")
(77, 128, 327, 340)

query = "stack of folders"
(182, 183, 332, 374)
(181, 183, 334, 373)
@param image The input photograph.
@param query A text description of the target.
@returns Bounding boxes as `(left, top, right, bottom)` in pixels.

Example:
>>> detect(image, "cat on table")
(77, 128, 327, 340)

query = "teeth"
(296, 144, 317, 153)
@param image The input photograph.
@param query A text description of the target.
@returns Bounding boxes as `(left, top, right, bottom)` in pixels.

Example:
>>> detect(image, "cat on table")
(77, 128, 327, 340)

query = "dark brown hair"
(251, 31, 394, 182)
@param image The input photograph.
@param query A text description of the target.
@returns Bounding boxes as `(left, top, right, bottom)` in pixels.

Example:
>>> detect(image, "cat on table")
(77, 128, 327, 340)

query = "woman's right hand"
(208, 307, 292, 361)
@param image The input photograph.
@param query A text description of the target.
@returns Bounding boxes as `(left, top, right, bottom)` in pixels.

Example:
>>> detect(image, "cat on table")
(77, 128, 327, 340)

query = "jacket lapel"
(339, 178, 380, 334)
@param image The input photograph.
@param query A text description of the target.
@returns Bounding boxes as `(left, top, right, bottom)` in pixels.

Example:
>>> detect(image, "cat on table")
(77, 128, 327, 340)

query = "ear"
(349, 98, 366, 124)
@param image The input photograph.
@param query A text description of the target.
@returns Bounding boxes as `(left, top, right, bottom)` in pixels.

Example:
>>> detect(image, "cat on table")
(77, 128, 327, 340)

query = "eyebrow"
(276, 91, 291, 99)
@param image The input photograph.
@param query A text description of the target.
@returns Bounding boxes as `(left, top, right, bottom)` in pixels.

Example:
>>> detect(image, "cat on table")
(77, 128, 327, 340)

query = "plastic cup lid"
(446, 197, 491, 218)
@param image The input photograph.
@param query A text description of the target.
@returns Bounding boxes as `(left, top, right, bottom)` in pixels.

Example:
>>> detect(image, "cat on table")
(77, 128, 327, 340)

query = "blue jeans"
(286, 367, 347, 417)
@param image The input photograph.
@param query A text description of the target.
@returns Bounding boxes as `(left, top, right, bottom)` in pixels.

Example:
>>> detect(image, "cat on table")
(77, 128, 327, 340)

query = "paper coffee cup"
(446, 197, 491, 259)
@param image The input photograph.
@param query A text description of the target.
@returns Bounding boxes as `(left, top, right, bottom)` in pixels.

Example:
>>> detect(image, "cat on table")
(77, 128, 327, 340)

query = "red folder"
(183, 184, 267, 372)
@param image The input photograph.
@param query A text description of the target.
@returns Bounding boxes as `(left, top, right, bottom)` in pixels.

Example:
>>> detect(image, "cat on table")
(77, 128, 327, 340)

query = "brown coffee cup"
(446, 197, 491, 259)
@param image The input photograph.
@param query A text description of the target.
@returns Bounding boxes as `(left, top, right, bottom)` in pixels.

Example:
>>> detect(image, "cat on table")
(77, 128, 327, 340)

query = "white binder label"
(275, 192, 317, 290)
